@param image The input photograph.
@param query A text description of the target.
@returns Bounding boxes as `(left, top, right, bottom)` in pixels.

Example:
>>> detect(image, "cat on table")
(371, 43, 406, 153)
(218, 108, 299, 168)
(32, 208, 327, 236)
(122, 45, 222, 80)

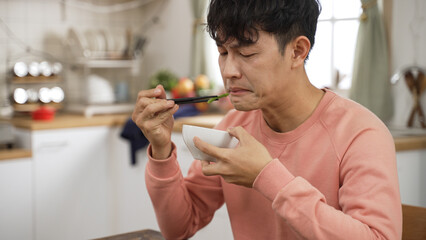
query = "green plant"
(149, 69, 179, 91)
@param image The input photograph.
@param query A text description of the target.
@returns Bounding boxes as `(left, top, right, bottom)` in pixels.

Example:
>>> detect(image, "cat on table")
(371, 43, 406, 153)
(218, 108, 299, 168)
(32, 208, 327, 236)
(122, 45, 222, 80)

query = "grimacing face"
(218, 31, 294, 111)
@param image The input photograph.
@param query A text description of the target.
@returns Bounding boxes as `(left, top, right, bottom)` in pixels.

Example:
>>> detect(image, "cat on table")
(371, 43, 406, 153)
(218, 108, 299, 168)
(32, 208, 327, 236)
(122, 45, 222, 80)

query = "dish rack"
(65, 28, 144, 117)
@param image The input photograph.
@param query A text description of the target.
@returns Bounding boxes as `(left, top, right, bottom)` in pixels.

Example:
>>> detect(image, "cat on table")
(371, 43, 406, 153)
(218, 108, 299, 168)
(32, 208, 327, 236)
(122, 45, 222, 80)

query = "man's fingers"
(193, 136, 223, 160)
(200, 160, 220, 176)
(137, 85, 166, 100)
(143, 100, 175, 117)
(132, 98, 176, 128)
(227, 126, 251, 145)
(155, 104, 179, 121)
(155, 85, 167, 99)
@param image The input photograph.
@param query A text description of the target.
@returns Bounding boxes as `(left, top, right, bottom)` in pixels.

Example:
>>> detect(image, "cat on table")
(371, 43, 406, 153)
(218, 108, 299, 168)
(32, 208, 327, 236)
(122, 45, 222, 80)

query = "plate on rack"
(67, 28, 90, 58)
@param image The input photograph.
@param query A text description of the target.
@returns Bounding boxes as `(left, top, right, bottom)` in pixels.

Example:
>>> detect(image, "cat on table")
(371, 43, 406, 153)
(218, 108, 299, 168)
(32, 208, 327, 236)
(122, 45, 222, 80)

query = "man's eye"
(240, 53, 256, 58)
(219, 52, 228, 56)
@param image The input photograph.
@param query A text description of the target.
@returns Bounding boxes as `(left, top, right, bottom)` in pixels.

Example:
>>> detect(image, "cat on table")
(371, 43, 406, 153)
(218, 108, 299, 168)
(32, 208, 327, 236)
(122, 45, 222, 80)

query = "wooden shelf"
(13, 103, 63, 112)
(10, 76, 62, 84)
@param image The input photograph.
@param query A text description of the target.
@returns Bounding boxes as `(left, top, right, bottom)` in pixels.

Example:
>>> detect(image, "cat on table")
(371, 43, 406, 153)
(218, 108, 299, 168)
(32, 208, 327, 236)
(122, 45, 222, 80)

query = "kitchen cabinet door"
(108, 127, 160, 234)
(396, 149, 426, 207)
(0, 158, 33, 240)
(173, 133, 233, 240)
(110, 130, 233, 239)
(31, 127, 115, 240)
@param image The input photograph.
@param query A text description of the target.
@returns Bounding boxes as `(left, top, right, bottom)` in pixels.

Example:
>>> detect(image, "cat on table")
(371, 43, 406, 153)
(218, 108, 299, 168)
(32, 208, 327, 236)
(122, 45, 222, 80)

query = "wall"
(0, 0, 192, 110)
(140, 0, 192, 82)
(389, 0, 426, 128)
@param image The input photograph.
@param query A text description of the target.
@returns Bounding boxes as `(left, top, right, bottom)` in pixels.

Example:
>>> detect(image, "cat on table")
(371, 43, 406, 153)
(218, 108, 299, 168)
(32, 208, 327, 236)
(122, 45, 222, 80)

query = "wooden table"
(93, 229, 164, 240)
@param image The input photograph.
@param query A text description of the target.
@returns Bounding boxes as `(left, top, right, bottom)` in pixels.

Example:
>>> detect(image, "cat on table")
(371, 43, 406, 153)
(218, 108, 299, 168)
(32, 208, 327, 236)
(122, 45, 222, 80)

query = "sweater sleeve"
(145, 143, 224, 240)
(253, 128, 402, 240)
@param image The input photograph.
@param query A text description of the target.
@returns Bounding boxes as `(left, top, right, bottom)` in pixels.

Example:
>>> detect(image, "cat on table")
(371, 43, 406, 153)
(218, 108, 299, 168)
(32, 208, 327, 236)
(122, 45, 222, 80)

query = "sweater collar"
(258, 89, 336, 144)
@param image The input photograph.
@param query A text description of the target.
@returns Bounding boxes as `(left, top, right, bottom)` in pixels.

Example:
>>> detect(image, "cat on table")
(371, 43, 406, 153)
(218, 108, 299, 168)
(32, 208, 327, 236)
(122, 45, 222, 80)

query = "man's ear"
(290, 36, 311, 69)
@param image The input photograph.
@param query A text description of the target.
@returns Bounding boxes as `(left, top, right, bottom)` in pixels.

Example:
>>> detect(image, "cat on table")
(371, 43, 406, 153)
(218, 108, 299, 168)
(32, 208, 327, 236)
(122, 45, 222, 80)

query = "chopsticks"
(167, 95, 219, 105)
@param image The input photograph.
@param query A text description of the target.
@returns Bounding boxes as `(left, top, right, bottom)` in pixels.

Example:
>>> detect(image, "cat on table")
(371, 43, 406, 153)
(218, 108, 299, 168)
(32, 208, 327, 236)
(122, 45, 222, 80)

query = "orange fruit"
(195, 74, 210, 90)
(175, 77, 194, 97)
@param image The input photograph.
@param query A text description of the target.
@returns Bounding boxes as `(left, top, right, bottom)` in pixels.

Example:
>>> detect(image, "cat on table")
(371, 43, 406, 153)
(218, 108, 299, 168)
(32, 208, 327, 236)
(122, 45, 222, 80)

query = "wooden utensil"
(405, 69, 426, 128)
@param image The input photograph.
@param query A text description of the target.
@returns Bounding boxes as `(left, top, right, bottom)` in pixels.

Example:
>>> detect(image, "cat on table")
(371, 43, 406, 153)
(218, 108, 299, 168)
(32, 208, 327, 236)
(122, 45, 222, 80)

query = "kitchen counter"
(174, 115, 426, 152)
(0, 149, 32, 161)
(394, 135, 426, 151)
(4, 113, 130, 130)
(3, 113, 426, 152)
(3, 113, 222, 131)
(0, 113, 130, 160)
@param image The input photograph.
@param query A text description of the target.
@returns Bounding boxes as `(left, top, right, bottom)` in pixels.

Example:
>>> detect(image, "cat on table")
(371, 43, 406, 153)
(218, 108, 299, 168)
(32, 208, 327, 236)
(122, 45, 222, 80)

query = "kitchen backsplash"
(0, 0, 193, 113)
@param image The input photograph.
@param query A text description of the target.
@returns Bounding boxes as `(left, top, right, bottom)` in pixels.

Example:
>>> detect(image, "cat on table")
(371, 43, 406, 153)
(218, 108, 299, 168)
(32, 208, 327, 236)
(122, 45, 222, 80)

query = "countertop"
(2, 113, 130, 130)
(0, 149, 32, 161)
(1, 113, 426, 160)
(175, 115, 426, 152)
(393, 135, 426, 152)
(0, 113, 130, 160)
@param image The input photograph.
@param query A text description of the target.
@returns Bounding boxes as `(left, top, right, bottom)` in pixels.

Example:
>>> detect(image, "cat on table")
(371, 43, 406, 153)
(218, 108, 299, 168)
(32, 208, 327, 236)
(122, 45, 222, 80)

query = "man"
(132, 0, 402, 239)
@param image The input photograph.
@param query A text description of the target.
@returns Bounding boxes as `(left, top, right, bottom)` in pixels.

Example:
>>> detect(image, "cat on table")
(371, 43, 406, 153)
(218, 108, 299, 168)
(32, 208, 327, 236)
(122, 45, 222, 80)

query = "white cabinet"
(30, 127, 115, 240)
(396, 149, 426, 207)
(109, 127, 159, 234)
(0, 157, 33, 240)
(173, 133, 233, 240)
(111, 131, 233, 240)
(9, 124, 232, 239)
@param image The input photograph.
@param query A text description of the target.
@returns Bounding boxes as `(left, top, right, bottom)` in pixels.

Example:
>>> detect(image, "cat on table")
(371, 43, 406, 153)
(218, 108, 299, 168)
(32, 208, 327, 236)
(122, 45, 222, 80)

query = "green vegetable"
(149, 69, 179, 91)
(207, 93, 229, 103)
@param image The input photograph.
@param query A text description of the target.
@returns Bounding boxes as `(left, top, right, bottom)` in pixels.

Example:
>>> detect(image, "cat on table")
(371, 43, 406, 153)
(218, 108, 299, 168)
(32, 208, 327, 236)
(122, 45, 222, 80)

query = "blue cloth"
(120, 119, 149, 165)
(120, 104, 200, 166)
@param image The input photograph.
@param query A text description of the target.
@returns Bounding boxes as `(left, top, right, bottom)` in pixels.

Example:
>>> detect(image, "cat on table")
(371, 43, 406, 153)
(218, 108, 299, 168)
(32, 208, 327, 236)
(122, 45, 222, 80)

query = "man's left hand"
(193, 126, 273, 188)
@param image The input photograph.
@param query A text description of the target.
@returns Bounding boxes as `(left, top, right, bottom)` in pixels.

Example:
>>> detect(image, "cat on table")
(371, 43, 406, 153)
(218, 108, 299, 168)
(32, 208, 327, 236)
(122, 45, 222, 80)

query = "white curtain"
(349, 0, 393, 122)
(190, 0, 209, 78)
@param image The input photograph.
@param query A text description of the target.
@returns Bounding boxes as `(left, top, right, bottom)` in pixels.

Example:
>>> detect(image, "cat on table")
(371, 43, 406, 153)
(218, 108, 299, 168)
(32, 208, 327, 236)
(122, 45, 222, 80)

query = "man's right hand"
(132, 85, 179, 159)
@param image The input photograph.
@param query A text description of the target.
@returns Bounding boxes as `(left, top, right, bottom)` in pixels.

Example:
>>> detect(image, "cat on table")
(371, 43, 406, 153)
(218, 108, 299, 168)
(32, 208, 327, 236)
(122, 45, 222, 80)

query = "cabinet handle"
(37, 141, 69, 151)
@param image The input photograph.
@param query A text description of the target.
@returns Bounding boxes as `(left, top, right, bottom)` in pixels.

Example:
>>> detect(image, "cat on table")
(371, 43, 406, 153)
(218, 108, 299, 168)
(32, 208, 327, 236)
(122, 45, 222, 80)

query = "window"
(205, 0, 362, 90)
(204, 31, 223, 87)
(306, 0, 361, 90)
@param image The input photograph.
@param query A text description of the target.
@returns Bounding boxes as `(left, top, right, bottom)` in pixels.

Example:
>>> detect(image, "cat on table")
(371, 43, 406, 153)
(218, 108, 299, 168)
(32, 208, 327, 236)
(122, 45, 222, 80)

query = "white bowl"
(182, 124, 239, 162)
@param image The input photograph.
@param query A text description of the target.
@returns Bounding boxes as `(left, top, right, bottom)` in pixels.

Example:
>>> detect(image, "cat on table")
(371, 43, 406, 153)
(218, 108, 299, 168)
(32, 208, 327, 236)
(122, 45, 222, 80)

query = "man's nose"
(221, 55, 242, 80)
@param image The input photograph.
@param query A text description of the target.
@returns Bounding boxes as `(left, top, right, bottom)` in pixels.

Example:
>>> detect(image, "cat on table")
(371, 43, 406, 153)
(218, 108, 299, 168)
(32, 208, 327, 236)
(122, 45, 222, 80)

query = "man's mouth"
(228, 87, 250, 95)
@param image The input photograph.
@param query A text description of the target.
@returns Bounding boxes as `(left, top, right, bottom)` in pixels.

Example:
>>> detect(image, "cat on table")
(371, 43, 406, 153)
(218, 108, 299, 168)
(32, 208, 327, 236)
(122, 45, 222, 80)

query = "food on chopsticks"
(207, 93, 230, 103)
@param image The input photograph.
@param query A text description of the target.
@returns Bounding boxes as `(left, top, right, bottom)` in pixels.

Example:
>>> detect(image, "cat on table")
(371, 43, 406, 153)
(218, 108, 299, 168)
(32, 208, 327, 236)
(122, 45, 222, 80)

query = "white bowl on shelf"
(182, 124, 239, 162)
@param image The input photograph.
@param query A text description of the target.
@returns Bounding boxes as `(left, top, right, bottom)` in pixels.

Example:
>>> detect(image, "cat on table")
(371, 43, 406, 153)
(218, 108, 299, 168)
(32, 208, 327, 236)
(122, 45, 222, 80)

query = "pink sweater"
(145, 89, 402, 240)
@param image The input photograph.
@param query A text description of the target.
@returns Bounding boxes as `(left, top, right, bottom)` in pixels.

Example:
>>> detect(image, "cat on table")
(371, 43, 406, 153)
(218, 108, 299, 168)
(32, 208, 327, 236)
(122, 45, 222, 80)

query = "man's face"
(217, 31, 293, 111)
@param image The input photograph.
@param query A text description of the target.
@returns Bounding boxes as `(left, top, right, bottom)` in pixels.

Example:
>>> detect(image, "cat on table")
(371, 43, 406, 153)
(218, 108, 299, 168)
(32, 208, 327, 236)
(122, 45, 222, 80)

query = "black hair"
(207, 0, 321, 57)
